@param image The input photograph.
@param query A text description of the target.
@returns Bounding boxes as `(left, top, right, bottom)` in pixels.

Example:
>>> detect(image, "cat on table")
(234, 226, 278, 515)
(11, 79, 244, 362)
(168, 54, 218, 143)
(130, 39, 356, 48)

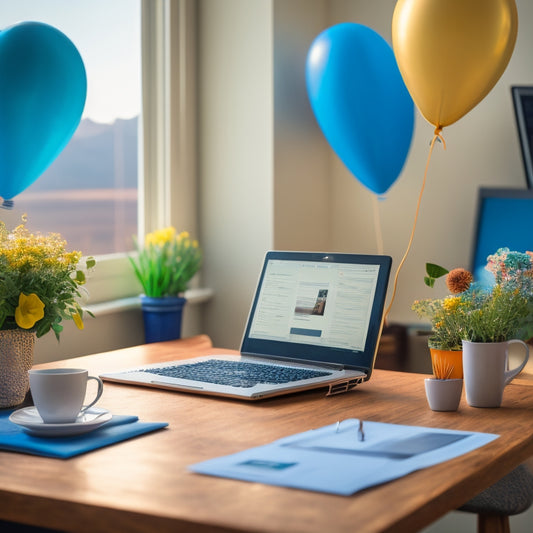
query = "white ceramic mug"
(462, 340, 529, 408)
(29, 368, 104, 423)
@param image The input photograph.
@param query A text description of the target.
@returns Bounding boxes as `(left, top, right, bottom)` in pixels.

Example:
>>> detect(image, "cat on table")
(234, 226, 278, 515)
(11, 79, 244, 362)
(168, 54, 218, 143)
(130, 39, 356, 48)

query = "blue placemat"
(0, 409, 168, 459)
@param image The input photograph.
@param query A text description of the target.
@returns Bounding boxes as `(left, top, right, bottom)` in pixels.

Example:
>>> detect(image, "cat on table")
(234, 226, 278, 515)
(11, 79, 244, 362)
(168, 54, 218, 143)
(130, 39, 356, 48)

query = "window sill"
(87, 287, 214, 317)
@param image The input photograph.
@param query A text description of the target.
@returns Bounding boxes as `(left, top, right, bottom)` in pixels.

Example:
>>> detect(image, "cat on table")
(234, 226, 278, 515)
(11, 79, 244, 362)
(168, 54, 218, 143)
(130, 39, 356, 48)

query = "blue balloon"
(0, 21, 87, 201)
(306, 23, 414, 195)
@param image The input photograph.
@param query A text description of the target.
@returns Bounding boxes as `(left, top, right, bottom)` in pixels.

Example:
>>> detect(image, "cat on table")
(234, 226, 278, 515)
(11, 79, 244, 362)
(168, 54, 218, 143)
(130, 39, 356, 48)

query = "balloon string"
(372, 194, 384, 255)
(383, 127, 445, 324)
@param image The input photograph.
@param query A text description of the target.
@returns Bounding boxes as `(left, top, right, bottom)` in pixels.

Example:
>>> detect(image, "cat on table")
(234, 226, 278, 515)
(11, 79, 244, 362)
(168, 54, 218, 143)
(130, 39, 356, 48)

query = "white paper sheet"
(189, 419, 499, 495)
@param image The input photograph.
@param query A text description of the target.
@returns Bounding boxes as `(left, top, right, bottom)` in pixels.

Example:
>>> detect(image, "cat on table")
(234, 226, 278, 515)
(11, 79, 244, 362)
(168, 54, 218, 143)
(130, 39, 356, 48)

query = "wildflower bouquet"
(0, 218, 95, 339)
(412, 294, 466, 350)
(412, 248, 533, 348)
(461, 249, 533, 343)
(129, 227, 202, 297)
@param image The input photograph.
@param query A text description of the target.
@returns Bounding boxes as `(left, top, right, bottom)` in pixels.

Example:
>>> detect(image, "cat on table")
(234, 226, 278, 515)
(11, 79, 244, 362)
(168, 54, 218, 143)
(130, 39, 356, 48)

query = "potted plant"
(412, 264, 472, 379)
(424, 357, 463, 412)
(414, 248, 533, 407)
(129, 226, 202, 343)
(457, 249, 533, 407)
(0, 217, 95, 407)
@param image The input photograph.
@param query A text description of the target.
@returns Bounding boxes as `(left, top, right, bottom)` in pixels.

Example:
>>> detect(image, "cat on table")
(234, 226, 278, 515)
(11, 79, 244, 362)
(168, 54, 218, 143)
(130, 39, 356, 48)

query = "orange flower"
(446, 268, 473, 294)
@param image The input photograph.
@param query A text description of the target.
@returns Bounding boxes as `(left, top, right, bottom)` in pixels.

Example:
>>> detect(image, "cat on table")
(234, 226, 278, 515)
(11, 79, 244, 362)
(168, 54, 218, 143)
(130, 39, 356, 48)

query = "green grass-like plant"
(129, 227, 202, 298)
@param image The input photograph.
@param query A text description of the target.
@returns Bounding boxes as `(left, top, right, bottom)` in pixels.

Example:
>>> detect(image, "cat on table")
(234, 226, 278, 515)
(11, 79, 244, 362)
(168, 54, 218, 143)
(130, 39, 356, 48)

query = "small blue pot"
(140, 295, 186, 344)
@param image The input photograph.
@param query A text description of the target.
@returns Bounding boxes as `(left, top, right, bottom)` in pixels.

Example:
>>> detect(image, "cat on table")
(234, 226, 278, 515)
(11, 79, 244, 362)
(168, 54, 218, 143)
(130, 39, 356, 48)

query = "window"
(0, 0, 198, 305)
(0, 0, 141, 256)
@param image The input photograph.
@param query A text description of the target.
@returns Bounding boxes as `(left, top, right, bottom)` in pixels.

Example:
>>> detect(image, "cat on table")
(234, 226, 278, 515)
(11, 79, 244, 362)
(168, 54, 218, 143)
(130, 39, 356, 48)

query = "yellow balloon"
(392, 0, 518, 129)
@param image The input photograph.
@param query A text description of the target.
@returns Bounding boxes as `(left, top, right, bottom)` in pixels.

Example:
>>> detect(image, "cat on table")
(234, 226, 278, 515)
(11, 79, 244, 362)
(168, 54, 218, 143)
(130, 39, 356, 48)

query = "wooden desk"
(1, 335, 532, 533)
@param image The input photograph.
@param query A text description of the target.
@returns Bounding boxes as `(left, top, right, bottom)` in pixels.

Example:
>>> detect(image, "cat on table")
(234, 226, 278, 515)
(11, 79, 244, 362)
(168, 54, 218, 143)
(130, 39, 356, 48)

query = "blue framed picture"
(471, 188, 533, 285)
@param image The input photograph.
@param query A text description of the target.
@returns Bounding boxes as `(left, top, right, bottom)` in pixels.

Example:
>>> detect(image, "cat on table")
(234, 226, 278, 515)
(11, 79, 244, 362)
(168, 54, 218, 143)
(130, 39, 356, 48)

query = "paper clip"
(335, 420, 364, 441)
(358, 420, 365, 442)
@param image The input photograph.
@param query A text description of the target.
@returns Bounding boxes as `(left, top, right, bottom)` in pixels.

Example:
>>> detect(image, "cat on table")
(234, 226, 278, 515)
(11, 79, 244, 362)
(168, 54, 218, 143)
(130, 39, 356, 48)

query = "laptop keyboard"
(134, 359, 332, 388)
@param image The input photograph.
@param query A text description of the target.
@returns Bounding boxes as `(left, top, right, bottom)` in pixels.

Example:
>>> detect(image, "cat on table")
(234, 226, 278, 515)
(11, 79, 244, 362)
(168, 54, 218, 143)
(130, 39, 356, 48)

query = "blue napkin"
(0, 409, 168, 459)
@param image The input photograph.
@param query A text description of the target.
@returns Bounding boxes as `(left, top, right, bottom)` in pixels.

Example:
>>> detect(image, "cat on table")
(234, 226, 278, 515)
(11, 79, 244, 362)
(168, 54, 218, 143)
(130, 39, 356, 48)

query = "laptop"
(101, 251, 392, 400)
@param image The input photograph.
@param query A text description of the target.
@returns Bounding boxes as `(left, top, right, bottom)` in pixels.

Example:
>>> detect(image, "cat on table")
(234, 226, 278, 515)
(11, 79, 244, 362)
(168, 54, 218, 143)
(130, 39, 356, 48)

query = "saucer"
(9, 407, 112, 437)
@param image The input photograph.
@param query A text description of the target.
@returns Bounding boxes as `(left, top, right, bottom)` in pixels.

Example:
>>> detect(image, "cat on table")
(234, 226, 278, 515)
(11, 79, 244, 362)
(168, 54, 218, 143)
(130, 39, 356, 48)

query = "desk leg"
(477, 514, 510, 533)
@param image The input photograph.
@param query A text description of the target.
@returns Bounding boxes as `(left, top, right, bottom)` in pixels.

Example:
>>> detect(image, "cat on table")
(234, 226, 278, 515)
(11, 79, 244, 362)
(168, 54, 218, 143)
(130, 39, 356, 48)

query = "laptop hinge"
(326, 376, 365, 396)
(242, 352, 345, 371)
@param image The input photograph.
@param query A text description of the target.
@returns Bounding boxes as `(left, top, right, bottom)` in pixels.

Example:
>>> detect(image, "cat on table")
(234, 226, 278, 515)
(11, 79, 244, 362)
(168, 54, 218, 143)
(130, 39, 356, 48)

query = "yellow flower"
(145, 227, 176, 247)
(442, 296, 461, 312)
(72, 312, 84, 330)
(15, 293, 45, 329)
(132, 225, 202, 297)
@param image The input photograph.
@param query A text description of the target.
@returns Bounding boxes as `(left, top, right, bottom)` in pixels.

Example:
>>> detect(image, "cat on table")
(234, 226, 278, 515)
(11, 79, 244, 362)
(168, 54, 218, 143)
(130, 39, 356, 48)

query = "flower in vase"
(0, 217, 95, 339)
(129, 227, 202, 297)
(412, 248, 533, 348)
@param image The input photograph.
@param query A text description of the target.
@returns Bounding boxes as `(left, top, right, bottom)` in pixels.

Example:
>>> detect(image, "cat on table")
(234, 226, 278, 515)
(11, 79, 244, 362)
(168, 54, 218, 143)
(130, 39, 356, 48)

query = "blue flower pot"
(140, 296, 186, 344)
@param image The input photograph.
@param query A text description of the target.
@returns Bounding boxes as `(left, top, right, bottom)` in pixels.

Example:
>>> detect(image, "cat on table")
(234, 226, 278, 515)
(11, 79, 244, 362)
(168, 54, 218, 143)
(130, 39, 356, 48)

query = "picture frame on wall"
(511, 86, 533, 188)
(471, 187, 533, 285)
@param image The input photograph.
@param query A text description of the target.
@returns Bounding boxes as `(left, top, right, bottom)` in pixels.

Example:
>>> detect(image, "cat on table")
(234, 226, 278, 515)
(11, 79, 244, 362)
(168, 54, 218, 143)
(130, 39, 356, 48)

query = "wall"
(273, 0, 330, 251)
(33, 308, 143, 365)
(32, 301, 203, 365)
(198, 0, 274, 349)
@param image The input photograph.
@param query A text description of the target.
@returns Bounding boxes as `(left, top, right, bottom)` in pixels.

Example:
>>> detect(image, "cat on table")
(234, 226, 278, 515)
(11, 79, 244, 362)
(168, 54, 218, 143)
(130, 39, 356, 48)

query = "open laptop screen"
(241, 251, 392, 373)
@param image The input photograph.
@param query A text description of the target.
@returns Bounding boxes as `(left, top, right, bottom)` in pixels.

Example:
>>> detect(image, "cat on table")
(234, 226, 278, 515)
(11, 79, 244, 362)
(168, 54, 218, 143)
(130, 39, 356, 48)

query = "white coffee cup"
(462, 340, 529, 408)
(29, 368, 104, 423)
